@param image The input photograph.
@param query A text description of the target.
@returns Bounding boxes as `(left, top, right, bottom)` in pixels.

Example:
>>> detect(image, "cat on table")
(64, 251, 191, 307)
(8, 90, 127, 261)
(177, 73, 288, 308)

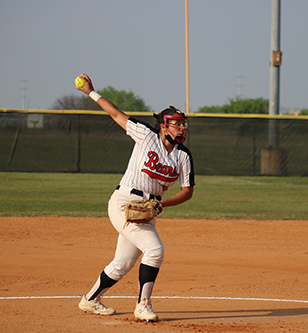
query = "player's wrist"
(89, 91, 102, 103)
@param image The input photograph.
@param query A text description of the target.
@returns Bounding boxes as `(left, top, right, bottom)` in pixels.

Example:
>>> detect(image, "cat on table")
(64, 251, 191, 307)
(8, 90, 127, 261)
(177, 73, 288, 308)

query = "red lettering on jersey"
(142, 151, 179, 182)
(156, 163, 162, 172)
(144, 152, 159, 169)
(142, 170, 178, 182)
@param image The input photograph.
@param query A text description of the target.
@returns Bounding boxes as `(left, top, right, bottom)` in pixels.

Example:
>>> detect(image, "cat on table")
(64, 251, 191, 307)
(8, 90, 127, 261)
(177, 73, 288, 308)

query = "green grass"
(0, 172, 307, 220)
(0, 172, 122, 217)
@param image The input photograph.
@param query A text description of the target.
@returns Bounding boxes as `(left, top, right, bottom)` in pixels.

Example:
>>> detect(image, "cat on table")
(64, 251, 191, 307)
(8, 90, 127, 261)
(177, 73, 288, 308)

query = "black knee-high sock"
(88, 271, 118, 301)
(138, 263, 159, 303)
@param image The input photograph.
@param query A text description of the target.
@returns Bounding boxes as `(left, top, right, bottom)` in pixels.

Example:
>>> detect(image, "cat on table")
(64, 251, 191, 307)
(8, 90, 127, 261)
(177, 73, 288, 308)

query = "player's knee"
(104, 259, 136, 281)
(143, 244, 165, 268)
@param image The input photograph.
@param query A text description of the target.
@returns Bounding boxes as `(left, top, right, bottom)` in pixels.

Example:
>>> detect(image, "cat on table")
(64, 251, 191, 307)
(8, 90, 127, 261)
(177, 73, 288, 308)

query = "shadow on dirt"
(158, 307, 308, 322)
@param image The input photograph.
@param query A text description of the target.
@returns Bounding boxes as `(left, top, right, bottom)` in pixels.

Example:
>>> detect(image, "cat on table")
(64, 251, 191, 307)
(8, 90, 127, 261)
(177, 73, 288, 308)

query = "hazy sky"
(1, 0, 307, 113)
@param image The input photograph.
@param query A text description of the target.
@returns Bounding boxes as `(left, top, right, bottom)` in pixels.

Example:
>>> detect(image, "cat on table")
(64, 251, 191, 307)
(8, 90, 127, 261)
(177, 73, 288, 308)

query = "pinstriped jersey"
(119, 117, 195, 197)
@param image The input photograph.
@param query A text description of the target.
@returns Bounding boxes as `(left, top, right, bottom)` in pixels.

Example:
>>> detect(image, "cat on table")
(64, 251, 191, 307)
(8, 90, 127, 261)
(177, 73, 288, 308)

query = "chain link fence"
(1, 110, 308, 176)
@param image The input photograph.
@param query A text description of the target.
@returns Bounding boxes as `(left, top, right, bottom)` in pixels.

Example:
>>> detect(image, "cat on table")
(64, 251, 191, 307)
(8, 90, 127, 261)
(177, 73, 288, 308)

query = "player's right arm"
(76, 74, 129, 130)
(95, 96, 129, 130)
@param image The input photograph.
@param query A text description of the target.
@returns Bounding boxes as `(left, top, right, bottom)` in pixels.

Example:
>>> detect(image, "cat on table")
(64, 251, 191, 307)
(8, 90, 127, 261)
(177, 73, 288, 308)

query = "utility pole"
(21, 77, 27, 109)
(185, 0, 190, 114)
(237, 72, 243, 99)
(269, 0, 282, 147)
(261, 0, 287, 176)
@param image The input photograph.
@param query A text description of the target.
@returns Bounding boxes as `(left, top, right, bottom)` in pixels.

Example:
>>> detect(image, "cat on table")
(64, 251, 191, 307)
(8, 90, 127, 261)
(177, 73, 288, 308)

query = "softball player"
(76, 74, 195, 322)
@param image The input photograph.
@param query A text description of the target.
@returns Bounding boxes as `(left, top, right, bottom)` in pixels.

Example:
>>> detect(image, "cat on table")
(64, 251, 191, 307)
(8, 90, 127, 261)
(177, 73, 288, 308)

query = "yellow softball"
(75, 75, 86, 88)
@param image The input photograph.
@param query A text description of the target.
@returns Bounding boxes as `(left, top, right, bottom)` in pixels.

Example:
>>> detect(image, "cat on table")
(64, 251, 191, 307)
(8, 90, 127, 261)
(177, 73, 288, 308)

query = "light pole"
(269, 0, 282, 147)
(261, 0, 287, 175)
(185, 0, 190, 114)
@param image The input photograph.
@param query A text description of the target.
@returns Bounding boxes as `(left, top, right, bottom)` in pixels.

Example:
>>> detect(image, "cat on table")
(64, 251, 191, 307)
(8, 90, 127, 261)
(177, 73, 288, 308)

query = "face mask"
(163, 115, 188, 144)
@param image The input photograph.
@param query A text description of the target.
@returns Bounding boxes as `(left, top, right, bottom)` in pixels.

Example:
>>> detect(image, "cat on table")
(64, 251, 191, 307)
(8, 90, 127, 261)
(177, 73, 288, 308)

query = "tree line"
(52, 87, 308, 115)
(51, 86, 151, 112)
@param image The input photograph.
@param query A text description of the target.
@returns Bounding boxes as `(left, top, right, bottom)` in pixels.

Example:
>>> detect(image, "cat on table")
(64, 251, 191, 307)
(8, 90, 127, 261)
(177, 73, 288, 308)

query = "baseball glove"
(123, 199, 163, 228)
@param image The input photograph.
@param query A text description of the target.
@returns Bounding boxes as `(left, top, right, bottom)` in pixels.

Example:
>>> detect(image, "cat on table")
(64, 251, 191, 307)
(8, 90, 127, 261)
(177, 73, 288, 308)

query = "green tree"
(81, 86, 151, 111)
(51, 87, 151, 111)
(299, 109, 308, 116)
(198, 97, 269, 114)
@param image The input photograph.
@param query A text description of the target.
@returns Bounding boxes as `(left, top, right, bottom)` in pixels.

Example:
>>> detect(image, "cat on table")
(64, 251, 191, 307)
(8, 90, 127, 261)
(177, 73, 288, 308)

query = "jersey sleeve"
(126, 117, 154, 145)
(179, 147, 195, 188)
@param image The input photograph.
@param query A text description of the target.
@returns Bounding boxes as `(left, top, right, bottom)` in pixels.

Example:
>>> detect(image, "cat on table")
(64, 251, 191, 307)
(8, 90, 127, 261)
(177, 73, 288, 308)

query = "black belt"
(116, 185, 161, 201)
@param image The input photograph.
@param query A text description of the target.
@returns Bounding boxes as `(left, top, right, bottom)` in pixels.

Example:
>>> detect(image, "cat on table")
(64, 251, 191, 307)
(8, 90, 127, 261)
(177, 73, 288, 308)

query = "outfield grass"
(0, 172, 307, 220)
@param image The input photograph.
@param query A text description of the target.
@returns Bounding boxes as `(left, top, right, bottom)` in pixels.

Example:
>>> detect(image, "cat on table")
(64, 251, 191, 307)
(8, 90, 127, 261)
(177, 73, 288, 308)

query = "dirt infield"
(1, 216, 308, 332)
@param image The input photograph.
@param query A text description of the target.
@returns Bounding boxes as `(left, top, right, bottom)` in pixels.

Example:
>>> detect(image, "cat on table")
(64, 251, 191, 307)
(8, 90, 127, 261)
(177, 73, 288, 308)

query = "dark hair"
(153, 106, 185, 131)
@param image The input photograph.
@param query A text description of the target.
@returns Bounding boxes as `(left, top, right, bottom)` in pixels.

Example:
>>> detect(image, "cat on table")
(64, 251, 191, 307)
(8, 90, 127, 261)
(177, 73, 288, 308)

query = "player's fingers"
(80, 73, 90, 82)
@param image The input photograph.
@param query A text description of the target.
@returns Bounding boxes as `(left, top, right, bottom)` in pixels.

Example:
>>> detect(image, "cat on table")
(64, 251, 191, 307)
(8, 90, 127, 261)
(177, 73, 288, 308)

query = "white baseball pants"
(104, 186, 164, 281)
